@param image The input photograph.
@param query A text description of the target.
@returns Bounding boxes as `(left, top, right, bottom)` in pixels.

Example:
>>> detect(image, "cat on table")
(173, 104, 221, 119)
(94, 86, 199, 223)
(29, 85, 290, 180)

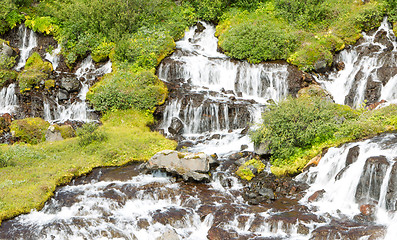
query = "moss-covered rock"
(56, 124, 75, 139)
(287, 42, 333, 72)
(10, 118, 50, 144)
(44, 80, 55, 90)
(236, 159, 266, 181)
(17, 69, 47, 93)
(25, 52, 53, 73)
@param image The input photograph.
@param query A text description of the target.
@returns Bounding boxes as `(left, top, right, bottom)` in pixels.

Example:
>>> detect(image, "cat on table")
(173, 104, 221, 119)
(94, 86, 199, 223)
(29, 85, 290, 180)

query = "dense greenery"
(216, 0, 392, 70)
(252, 95, 397, 176)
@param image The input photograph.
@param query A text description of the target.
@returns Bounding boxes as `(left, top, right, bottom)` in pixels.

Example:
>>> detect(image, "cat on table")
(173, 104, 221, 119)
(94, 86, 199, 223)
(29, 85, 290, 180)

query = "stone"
(313, 59, 330, 73)
(0, 43, 14, 58)
(386, 161, 397, 211)
(308, 189, 325, 202)
(45, 125, 64, 142)
(254, 141, 270, 156)
(346, 145, 360, 166)
(360, 204, 376, 216)
(240, 145, 248, 151)
(156, 229, 180, 240)
(145, 150, 211, 182)
(335, 61, 345, 71)
(195, 22, 206, 33)
(207, 226, 239, 240)
(168, 117, 184, 135)
(60, 76, 81, 92)
(355, 156, 389, 203)
(58, 89, 69, 101)
(258, 188, 275, 200)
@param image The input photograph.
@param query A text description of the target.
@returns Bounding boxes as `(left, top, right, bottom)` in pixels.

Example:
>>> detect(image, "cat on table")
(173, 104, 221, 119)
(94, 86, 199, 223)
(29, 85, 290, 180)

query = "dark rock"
(297, 223, 310, 235)
(240, 126, 249, 135)
(346, 145, 360, 166)
(308, 189, 325, 202)
(335, 61, 345, 71)
(152, 207, 191, 228)
(0, 43, 14, 58)
(168, 117, 184, 135)
(386, 161, 397, 211)
(137, 218, 150, 229)
(360, 204, 376, 216)
(207, 226, 238, 240)
(355, 156, 389, 203)
(258, 188, 275, 200)
(210, 134, 221, 140)
(58, 89, 69, 101)
(374, 29, 394, 50)
(364, 75, 382, 106)
(240, 145, 248, 151)
(176, 140, 194, 150)
(314, 59, 331, 73)
(60, 76, 81, 92)
(195, 22, 206, 33)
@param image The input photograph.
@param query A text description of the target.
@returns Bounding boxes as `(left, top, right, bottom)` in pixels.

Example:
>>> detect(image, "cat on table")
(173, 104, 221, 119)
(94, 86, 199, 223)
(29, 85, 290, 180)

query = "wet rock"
(197, 204, 217, 219)
(1, 42, 15, 58)
(45, 125, 64, 142)
(297, 85, 333, 103)
(145, 150, 210, 182)
(195, 22, 206, 34)
(368, 99, 387, 110)
(355, 156, 389, 203)
(386, 161, 397, 210)
(254, 141, 270, 156)
(152, 207, 191, 228)
(156, 229, 180, 240)
(364, 76, 382, 106)
(297, 223, 310, 235)
(60, 76, 81, 92)
(209, 153, 220, 169)
(360, 204, 376, 216)
(240, 145, 248, 151)
(137, 218, 150, 229)
(346, 145, 360, 166)
(240, 126, 249, 135)
(58, 89, 69, 101)
(314, 59, 330, 73)
(374, 29, 394, 50)
(168, 117, 184, 135)
(176, 140, 194, 150)
(210, 134, 221, 140)
(303, 154, 322, 172)
(207, 226, 239, 240)
(335, 61, 345, 71)
(308, 189, 325, 202)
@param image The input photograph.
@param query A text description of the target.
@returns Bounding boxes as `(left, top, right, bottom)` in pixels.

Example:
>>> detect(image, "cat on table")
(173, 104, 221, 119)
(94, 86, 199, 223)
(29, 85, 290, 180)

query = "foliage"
(87, 70, 167, 112)
(236, 158, 266, 181)
(17, 69, 47, 92)
(252, 97, 397, 176)
(0, 69, 17, 88)
(25, 52, 53, 73)
(0, 109, 176, 224)
(76, 123, 107, 147)
(10, 118, 50, 145)
(91, 40, 115, 63)
(25, 16, 59, 35)
(0, 0, 24, 34)
(0, 55, 16, 70)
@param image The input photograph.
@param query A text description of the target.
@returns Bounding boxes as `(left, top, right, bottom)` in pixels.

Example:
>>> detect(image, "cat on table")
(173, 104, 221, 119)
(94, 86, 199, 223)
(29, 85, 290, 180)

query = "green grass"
(0, 109, 176, 225)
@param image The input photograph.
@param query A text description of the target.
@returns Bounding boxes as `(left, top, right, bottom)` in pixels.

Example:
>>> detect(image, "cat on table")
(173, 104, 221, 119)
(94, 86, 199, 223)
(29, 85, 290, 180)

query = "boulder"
(254, 141, 270, 156)
(145, 150, 211, 182)
(168, 117, 184, 135)
(58, 89, 69, 101)
(1, 43, 14, 58)
(45, 125, 64, 142)
(308, 189, 325, 202)
(60, 76, 81, 92)
(314, 59, 330, 73)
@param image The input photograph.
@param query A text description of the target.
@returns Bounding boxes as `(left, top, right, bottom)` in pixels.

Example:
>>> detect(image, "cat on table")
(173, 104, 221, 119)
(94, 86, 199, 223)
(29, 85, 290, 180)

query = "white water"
(15, 25, 37, 71)
(158, 22, 289, 155)
(45, 45, 62, 71)
(44, 56, 112, 122)
(0, 84, 18, 114)
(298, 133, 397, 238)
(317, 17, 397, 107)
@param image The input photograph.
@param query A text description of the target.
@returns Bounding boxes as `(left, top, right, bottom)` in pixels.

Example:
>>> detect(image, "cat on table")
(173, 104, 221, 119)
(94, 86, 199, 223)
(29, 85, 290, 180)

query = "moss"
(17, 70, 47, 93)
(25, 52, 53, 73)
(0, 70, 17, 88)
(10, 118, 50, 144)
(287, 42, 333, 71)
(44, 80, 55, 90)
(58, 125, 75, 139)
(394, 22, 397, 36)
(236, 159, 266, 181)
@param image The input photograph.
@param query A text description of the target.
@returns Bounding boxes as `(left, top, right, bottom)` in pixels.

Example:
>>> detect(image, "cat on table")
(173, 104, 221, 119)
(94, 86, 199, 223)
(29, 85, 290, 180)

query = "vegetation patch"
(10, 118, 50, 145)
(251, 96, 397, 176)
(0, 109, 176, 225)
(236, 158, 266, 181)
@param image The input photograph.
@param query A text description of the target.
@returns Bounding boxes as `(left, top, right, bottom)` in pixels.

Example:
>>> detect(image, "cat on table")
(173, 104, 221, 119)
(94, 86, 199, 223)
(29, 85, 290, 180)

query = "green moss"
(0, 109, 176, 224)
(287, 42, 333, 71)
(58, 125, 75, 139)
(236, 159, 266, 181)
(92, 41, 115, 63)
(25, 52, 53, 73)
(394, 22, 397, 36)
(44, 80, 55, 90)
(10, 118, 50, 145)
(0, 70, 17, 88)
(17, 69, 47, 93)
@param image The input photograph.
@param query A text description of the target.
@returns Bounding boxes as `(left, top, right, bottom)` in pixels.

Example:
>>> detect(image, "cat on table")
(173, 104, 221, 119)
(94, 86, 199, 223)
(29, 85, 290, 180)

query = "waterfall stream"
(0, 22, 397, 240)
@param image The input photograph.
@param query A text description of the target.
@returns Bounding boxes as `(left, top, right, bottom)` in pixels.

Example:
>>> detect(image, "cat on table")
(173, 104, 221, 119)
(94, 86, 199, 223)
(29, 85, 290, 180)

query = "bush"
(10, 118, 50, 144)
(25, 16, 59, 35)
(0, 69, 17, 87)
(251, 96, 356, 165)
(87, 70, 167, 112)
(76, 123, 107, 146)
(236, 158, 266, 181)
(92, 40, 115, 63)
(17, 69, 47, 92)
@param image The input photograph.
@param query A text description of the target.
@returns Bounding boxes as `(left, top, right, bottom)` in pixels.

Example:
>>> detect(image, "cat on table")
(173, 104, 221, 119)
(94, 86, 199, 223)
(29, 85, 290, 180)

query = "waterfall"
(158, 22, 289, 155)
(15, 25, 37, 71)
(317, 17, 397, 107)
(45, 45, 62, 71)
(0, 84, 18, 114)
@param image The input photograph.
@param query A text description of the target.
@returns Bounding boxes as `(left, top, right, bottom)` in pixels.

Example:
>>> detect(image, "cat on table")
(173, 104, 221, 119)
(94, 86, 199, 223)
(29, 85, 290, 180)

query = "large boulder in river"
(145, 150, 211, 182)
(60, 76, 81, 92)
(168, 117, 184, 135)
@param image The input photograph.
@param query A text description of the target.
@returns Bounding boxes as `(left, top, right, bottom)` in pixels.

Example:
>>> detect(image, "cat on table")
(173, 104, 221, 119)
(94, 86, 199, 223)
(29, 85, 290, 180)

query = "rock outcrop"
(145, 150, 212, 182)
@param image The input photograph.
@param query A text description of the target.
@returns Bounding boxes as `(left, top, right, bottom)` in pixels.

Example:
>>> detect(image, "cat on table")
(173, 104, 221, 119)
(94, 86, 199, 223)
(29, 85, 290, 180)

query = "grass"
(0, 109, 176, 225)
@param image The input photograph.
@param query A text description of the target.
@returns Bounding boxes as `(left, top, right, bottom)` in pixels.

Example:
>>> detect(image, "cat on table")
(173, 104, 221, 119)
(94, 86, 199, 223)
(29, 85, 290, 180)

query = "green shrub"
(92, 40, 115, 63)
(236, 159, 266, 181)
(219, 20, 298, 63)
(25, 52, 53, 73)
(25, 16, 59, 35)
(287, 41, 333, 71)
(0, 55, 16, 70)
(57, 125, 76, 139)
(76, 123, 107, 146)
(0, 0, 24, 34)
(10, 118, 50, 144)
(87, 70, 167, 112)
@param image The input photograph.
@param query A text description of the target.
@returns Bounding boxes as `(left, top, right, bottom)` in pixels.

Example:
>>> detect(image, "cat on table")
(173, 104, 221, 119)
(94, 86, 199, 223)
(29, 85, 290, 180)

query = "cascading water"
(157, 22, 290, 155)
(15, 25, 37, 71)
(0, 83, 18, 114)
(43, 56, 112, 123)
(44, 45, 62, 72)
(317, 17, 397, 107)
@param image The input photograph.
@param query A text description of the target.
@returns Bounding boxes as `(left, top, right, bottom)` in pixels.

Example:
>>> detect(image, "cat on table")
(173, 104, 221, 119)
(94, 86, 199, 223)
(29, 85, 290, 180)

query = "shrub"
(25, 52, 53, 73)
(236, 159, 266, 181)
(76, 123, 107, 146)
(17, 69, 47, 92)
(92, 40, 115, 63)
(287, 41, 333, 71)
(87, 70, 167, 112)
(0, 69, 17, 87)
(10, 118, 50, 144)
(251, 96, 356, 165)
(25, 16, 59, 35)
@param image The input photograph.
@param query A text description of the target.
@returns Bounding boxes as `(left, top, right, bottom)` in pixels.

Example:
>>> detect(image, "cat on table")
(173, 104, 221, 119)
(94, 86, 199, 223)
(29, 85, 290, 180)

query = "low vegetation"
(251, 96, 397, 176)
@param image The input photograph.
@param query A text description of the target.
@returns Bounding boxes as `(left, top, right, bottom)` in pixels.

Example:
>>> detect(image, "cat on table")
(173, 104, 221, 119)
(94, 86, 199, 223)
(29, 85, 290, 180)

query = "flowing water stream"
(0, 22, 397, 240)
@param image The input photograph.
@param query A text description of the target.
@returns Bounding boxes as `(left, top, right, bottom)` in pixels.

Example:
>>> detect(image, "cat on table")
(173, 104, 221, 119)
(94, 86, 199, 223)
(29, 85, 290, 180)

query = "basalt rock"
(60, 76, 81, 92)
(168, 117, 184, 135)
(145, 150, 211, 182)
